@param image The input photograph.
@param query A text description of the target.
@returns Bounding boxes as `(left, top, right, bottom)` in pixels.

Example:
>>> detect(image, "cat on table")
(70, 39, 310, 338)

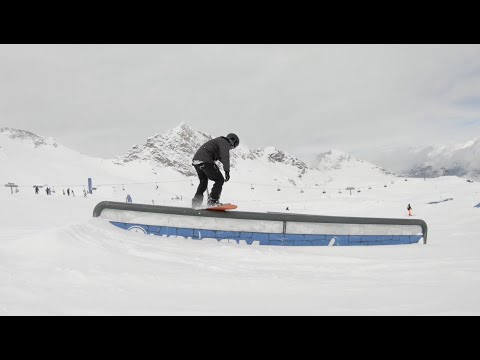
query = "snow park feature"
(3, 123, 480, 315)
(93, 202, 428, 246)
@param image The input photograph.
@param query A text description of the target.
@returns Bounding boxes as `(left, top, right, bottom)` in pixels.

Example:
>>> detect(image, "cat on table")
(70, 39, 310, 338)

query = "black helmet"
(226, 133, 240, 148)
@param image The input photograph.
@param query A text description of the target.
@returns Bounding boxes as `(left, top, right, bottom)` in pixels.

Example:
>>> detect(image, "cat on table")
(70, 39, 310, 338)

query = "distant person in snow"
(34, 186, 39, 195)
(126, 194, 133, 203)
(191, 133, 239, 208)
(67, 188, 70, 196)
(407, 204, 413, 216)
(63, 189, 66, 196)
(71, 190, 75, 197)
(83, 189, 87, 198)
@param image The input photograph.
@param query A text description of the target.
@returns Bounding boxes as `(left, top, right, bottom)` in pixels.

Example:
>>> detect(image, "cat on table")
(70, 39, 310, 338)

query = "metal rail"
(93, 201, 428, 243)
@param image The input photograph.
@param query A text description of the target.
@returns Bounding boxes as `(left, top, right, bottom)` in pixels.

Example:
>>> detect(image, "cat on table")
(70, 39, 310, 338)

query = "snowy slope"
(1, 173, 480, 315)
(0, 127, 189, 199)
(2, 125, 480, 315)
(0, 125, 404, 205)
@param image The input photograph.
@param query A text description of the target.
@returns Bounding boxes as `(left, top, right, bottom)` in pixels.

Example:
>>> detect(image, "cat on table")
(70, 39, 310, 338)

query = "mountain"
(0, 127, 128, 186)
(404, 137, 480, 179)
(0, 128, 58, 148)
(115, 123, 310, 178)
(114, 123, 212, 176)
(0, 124, 397, 196)
(311, 149, 394, 175)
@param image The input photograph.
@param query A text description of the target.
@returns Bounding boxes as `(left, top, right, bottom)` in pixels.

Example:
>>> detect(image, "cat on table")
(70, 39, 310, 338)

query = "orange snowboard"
(206, 203, 238, 211)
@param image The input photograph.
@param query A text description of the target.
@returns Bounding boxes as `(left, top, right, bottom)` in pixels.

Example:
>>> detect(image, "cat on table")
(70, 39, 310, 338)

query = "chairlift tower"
(5, 182, 18, 195)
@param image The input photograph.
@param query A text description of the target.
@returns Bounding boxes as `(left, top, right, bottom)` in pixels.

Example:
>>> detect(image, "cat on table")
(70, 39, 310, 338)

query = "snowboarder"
(407, 204, 413, 216)
(191, 133, 239, 208)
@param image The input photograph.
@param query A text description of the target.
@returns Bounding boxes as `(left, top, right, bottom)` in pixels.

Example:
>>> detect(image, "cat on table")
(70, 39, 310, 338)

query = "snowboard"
(195, 203, 238, 211)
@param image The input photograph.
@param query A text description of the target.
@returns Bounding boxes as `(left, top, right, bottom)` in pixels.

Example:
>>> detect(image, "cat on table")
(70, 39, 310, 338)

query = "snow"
(1, 128, 480, 315)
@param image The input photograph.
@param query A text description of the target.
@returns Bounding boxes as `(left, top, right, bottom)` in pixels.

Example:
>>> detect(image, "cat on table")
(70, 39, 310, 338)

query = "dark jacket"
(193, 137, 231, 172)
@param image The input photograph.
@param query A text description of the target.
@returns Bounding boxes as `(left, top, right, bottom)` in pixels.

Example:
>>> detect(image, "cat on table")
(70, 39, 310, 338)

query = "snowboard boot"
(207, 198, 221, 207)
(192, 197, 203, 209)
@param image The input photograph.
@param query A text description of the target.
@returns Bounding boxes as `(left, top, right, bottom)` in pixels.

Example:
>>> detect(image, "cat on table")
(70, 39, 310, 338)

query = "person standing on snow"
(191, 133, 239, 208)
(407, 204, 413, 216)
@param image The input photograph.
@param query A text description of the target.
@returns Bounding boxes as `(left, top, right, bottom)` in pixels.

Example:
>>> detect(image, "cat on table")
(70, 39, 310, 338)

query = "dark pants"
(193, 163, 225, 204)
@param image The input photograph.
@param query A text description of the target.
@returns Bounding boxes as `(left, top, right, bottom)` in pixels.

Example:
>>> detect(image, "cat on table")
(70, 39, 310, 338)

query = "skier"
(34, 186, 39, 195)
(407, 204, 413, 216)
(191, 133, 239, 208)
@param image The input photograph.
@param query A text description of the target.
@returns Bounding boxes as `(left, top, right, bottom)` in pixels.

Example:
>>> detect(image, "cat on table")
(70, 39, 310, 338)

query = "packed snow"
(1, 126, 480, 315)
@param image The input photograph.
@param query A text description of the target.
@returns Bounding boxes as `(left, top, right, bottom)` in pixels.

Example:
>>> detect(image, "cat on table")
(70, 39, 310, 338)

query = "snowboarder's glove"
(225, 171, 230, 182)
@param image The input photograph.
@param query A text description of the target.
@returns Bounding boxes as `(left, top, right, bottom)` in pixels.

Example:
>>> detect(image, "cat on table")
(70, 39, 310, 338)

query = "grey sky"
(1, 44, 480, 167)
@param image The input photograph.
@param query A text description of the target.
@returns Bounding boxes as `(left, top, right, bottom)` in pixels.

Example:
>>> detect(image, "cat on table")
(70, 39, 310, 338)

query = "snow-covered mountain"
(0, 124, 397, 196)
(312, 149, 393, 174)
(0, 127, 138, 186)
(0, 128, 58, 148)
(115, 123, 310, 178)
(403, 137, 480, 179)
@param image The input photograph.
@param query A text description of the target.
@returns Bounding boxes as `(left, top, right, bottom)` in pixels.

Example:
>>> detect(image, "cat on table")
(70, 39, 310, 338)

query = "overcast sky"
(1, 44, 480, 167)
